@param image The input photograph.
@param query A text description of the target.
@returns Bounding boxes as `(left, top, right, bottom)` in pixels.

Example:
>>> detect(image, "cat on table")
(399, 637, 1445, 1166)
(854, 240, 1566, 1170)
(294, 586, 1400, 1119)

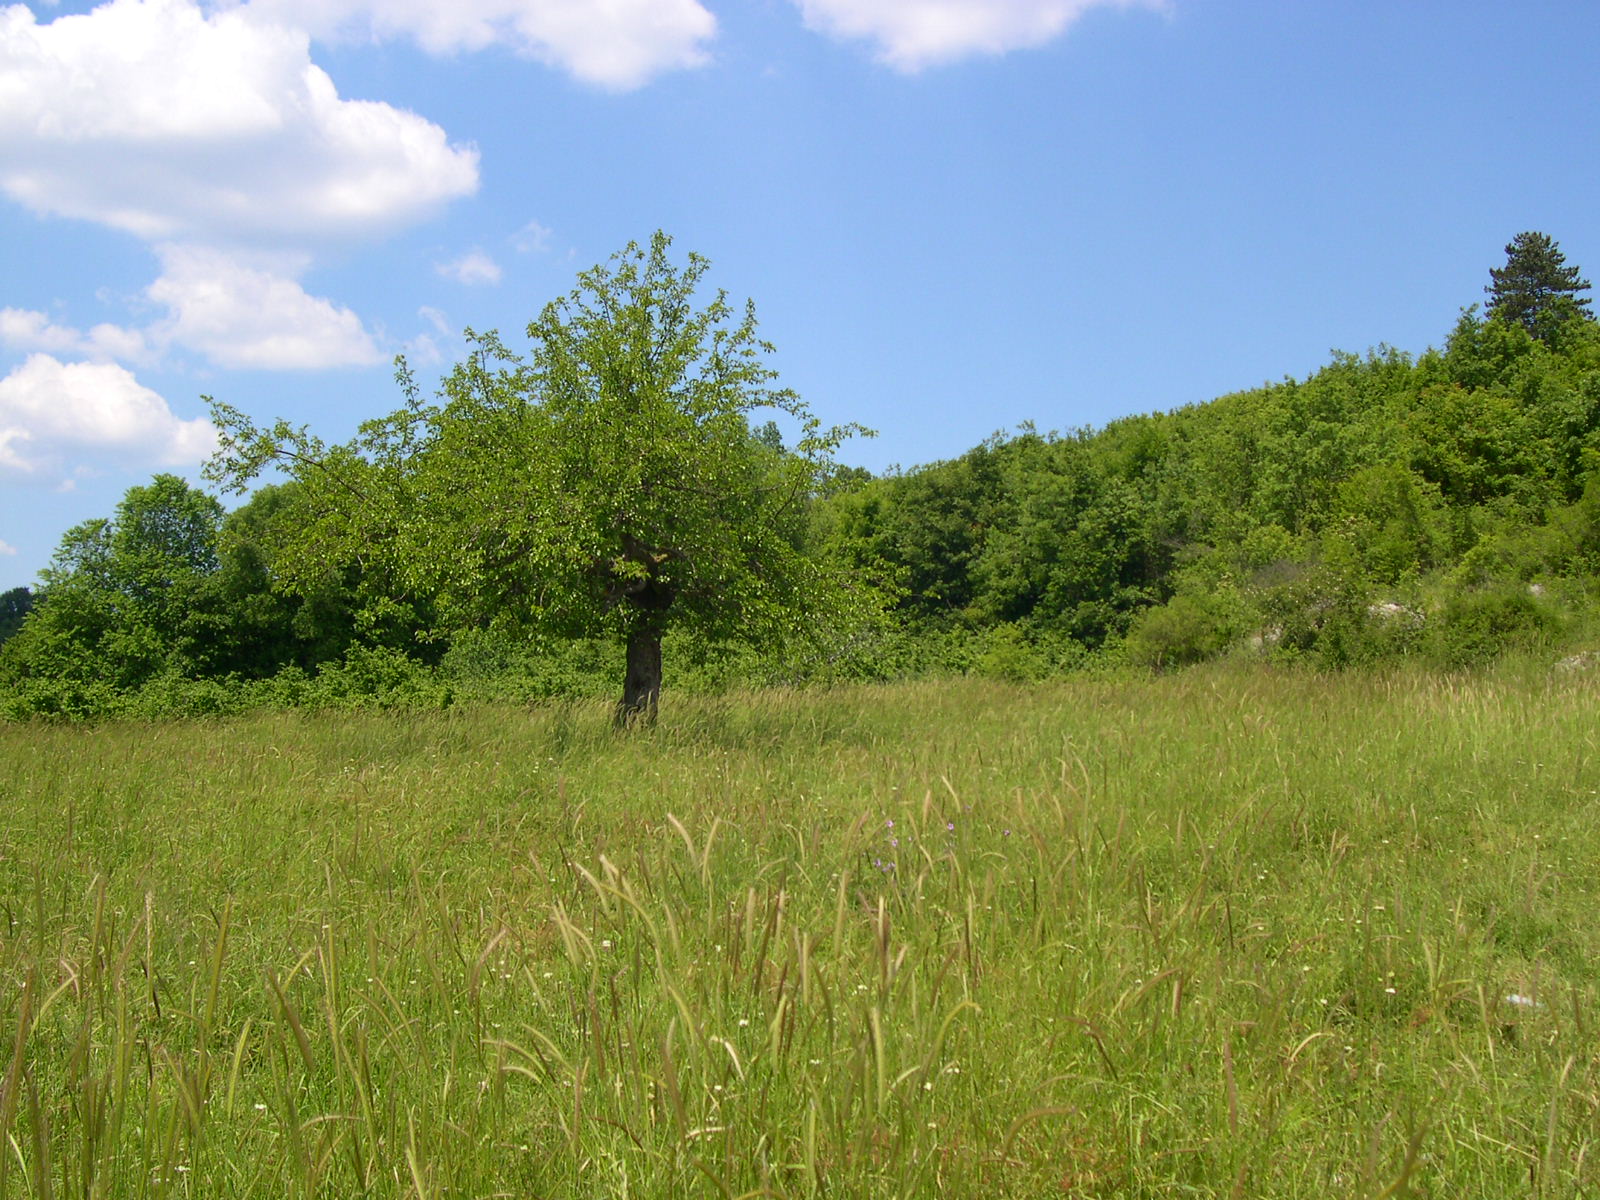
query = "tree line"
(3, 231, 1597, 718)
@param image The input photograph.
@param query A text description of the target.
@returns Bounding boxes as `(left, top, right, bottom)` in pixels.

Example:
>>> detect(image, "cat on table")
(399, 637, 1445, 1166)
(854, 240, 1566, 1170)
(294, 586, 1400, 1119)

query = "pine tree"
(1485, 231, 1592, 338)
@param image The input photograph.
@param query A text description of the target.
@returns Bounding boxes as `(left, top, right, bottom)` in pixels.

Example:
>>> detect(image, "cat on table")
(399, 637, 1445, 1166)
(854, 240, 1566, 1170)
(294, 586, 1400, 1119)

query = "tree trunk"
(615, 622, 663, 728)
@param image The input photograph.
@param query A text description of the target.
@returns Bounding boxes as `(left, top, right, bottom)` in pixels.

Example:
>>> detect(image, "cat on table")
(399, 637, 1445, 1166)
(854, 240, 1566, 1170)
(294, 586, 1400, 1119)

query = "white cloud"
(0, 308, 149, 363)
(792, 0, 1161, 70)
(436, 250, 503, 286)
(0, 353, 216, 476)
(0, 539, 15, 556)
(402, 306, 455, 366)
(0, 0, 480, 245)
(146, 245, 383, 369)
(1, 261, 373, 369)
(0, 309, 78, 355)
(83, 324, 150, 363)
(236, 0, 717, 89)
(512, 219, 554, 254)
(418, 306, 452, 337)
(402, 334, 442, 367)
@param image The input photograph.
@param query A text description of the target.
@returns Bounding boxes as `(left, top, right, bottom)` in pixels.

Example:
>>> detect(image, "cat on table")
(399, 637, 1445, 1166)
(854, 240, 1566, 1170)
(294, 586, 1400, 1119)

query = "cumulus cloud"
(2, 259, 374, 371)
(0, 539, 16, 556)
(0, 308, 149, 363)
(436, 251, 503, 286)
(236, 0, 718, 89)
(0, 0, 720, 407)
(0, 309, 79, 356)
(792, 0, 1161, 70)
(0, 354, 216, 477)
(146, 245, 383, 370)
(0, 0, 480, 245)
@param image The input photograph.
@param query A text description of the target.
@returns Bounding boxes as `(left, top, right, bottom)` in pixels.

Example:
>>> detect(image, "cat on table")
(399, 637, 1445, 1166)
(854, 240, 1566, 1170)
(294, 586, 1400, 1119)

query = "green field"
(2, 666, 1598, 1197)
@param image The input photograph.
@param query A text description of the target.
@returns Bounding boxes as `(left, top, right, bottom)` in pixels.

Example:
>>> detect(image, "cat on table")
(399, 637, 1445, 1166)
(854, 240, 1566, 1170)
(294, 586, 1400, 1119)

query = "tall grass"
(2, 664, 1598, 1196)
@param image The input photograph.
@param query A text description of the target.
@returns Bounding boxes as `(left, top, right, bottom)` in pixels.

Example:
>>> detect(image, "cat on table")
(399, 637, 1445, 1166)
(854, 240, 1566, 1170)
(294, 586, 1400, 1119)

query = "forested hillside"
(5, 233, 1599, 717)
(825, 300, 1600, 672)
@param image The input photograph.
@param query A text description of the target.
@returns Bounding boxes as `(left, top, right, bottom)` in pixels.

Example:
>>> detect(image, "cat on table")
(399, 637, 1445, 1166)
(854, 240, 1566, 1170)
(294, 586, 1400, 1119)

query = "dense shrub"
(1125, 591, 1244, 670)
(973, 623, 1048, 681)
(1428, 586, 1558, 668)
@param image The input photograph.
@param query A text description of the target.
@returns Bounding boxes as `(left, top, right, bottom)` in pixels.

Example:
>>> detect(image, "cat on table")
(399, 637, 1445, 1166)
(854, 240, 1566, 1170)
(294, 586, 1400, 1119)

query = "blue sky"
(2, 0, 1597, 592)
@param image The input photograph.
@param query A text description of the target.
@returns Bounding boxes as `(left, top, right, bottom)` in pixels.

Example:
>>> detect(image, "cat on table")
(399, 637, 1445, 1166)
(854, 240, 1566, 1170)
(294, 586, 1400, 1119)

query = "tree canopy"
(207, 232, 875, 722)
(1486, 231, 1593, 340)
(0, 475, 223, 705)
(0, 588, 32, 646)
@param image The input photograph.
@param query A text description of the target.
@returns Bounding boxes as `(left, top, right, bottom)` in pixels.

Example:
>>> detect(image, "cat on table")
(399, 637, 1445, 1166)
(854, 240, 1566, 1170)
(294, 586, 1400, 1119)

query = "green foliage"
(0, 661, 125, 720)
(1125, 589, 1246, 670)
(1334, 463, 1441, 582)
(1408, 382, 1552, 511)
(822, 443, 1003, 625)
(439, 627, 620, 701)
(208, 233, 877, 720)
(974, 431, 1165, 642)
(197, 483, 359, 672)
(1, 475, 224, 694)
(1250, 543, 1370, 667)
(1428, 585, 1558, 669)
(0, 473, 439, 718)
(0, 586, 31, 644)
(815, 260, 1600, 678)
(972, 622, 1048, 681)
(1485, 231, 1593, 339)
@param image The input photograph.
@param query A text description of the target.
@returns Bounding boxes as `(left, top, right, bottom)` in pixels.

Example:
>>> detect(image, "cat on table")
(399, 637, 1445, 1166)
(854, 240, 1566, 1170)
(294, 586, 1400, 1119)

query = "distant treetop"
(1485, 231, 1593, 339)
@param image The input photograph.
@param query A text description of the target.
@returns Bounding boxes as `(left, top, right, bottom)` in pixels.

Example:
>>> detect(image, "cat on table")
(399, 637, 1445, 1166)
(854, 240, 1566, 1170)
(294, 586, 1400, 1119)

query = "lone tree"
(1485, 231, 1593, 338)
(207, 233, 873, 724)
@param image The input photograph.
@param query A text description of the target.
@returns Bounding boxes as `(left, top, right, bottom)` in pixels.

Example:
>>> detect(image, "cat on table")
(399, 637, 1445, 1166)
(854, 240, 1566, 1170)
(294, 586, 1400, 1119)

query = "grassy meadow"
(2, 665, 1599, 1197)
